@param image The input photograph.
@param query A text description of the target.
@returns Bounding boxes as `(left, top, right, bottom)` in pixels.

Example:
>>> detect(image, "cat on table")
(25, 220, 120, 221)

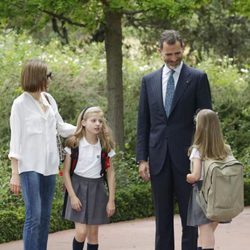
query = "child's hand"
(70, 195, 82, 211)
(106, 200, 116, 217)
(186, 173, 198, 184)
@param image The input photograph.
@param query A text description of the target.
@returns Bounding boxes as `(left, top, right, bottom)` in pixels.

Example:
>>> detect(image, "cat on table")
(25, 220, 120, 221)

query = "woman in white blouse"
(9, 59, 75, 250)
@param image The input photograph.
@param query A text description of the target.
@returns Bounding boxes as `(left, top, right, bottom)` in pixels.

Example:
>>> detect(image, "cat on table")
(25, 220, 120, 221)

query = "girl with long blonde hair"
(186, 109, 230, 250)
(63, 106, 116, 250)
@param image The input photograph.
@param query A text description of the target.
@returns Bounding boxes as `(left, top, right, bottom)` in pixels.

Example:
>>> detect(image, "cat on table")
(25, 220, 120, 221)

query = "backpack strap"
(100, 148, 111, 186)
(70, 147, 79, 176)
(100, 149, 111, 176)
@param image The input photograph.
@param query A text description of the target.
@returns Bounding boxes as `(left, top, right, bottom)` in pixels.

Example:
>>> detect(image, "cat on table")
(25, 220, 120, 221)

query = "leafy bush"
(244, 179, 250, 206)
(0, 181, 153, 243)
(112, 183, 153, 222)
(0, 32, 249, 160)
(197, 56, 250, 158)
(0, 209, 24, 243)
(113, 151, 144, 189)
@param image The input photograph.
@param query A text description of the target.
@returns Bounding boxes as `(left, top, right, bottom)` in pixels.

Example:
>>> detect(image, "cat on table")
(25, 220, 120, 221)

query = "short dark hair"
(159, 30, 183, 49)
(21, 59, 48, 92)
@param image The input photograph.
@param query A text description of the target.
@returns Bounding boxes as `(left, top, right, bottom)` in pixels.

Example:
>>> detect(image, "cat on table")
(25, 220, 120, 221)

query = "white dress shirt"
(162, 61, 183, 106)
(65, 137, 115, 179)
(8, 92, 76, 176)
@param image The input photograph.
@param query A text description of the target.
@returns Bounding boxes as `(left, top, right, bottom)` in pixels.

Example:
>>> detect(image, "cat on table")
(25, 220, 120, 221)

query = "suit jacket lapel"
(150, 67, 166, 115)
(169, 63, 191, 115)
(155, 66, 167, 118)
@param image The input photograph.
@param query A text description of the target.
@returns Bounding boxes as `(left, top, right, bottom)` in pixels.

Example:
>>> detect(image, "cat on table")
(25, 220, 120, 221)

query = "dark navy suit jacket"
(136, 63, 212, 175)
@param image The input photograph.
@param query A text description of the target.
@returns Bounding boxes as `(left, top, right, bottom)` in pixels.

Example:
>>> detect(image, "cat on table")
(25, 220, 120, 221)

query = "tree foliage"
(121, 1, 250, 66)
(0, 0, 209, 149)
(181, 0, 250, 65)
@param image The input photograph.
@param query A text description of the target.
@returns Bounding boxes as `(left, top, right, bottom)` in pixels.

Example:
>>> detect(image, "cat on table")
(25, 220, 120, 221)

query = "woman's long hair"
(190, 109, 230, 160)
(66, 106, 115, 152)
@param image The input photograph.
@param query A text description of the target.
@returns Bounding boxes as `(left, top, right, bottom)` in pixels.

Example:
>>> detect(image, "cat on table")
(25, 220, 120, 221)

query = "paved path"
(1, 207, 250, 250)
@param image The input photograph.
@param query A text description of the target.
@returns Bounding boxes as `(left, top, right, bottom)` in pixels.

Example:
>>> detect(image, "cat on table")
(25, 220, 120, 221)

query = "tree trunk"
(104, 10, 124, 150)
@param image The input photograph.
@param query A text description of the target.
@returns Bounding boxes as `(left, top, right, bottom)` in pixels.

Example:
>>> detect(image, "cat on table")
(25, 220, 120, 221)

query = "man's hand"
(139, 161, 150, 181)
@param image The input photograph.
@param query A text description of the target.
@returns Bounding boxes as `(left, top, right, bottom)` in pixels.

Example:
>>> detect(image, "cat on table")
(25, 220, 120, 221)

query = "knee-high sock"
(87, 243, 99, 250)
(73, 238, 84, 250)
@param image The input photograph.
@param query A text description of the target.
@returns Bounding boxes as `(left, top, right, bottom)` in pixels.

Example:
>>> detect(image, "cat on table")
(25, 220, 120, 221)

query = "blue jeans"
(20, 171, 56, 250)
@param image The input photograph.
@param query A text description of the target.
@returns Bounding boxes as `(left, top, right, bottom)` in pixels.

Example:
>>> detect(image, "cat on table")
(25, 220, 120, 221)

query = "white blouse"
(8, 92, 75, 176)
(65, 137, 115, 179)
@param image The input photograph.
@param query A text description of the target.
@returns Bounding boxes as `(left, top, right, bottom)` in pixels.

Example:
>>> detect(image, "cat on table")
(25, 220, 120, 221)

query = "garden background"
(0, 0, 249, 243)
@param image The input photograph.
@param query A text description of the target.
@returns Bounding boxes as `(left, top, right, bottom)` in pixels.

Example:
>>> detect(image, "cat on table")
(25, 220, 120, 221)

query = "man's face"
(160, 41, 184, 69)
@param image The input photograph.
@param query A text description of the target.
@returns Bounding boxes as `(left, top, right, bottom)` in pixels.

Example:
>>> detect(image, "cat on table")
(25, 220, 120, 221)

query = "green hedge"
(0, 210, 23, 243)
(0, 183, 153, 244)
(111, 184, 153, 222)
(244, 179, 250, 205)
(1, 180, 250, 244)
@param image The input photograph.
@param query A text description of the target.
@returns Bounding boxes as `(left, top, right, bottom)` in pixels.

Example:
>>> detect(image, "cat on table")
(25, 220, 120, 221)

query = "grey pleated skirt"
(64, 174, 109, 225)
(187, 181, 211, 227)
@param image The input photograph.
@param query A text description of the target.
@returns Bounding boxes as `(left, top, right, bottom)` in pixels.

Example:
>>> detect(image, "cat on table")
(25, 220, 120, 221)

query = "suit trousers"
(150, 152, 198, 250)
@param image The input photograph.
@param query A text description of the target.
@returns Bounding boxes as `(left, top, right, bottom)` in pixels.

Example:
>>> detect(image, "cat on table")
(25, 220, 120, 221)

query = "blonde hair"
(66, 106, 115, 152)
(190, 109, 229, 160)
(21, 59, 49, 92)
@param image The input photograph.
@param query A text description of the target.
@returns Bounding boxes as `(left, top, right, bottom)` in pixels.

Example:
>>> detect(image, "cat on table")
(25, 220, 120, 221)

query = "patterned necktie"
(164, 70, 175, 117)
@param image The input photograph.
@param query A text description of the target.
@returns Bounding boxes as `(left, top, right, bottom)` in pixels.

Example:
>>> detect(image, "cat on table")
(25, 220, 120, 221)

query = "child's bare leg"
(211, 221, 218, 231)
(87, 225, 99, 244)
(199, 222, 218, 249)
(75, 223, 87, 242)
(197, 227, 202, 248)
(86, 225, 99, 249)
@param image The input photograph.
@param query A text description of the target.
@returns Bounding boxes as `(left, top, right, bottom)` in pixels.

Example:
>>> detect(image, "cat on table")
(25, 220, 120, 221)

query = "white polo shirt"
(65, 137, 115, 178)
(8, 92, 75, 176)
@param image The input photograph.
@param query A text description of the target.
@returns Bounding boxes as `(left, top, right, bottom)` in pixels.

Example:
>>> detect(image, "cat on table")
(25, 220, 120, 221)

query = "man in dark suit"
(136, 30, 212, 250)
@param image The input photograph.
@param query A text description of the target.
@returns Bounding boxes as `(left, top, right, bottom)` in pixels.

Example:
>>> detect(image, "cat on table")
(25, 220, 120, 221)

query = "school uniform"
(64, 137, 115, 225)
(187, 148, 211, 227)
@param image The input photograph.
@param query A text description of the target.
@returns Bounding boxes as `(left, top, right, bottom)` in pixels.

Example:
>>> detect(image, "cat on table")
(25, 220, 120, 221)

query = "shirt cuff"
(64, 147, 71, 155)
(108, 149, 116, 158)
(8, 152, 21, 160)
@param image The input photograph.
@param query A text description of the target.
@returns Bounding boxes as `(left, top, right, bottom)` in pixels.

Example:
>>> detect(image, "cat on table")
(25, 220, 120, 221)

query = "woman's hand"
(106, 200, 116, 217)
(10, 173, 21, 195)
(70, 195, 82, 211)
